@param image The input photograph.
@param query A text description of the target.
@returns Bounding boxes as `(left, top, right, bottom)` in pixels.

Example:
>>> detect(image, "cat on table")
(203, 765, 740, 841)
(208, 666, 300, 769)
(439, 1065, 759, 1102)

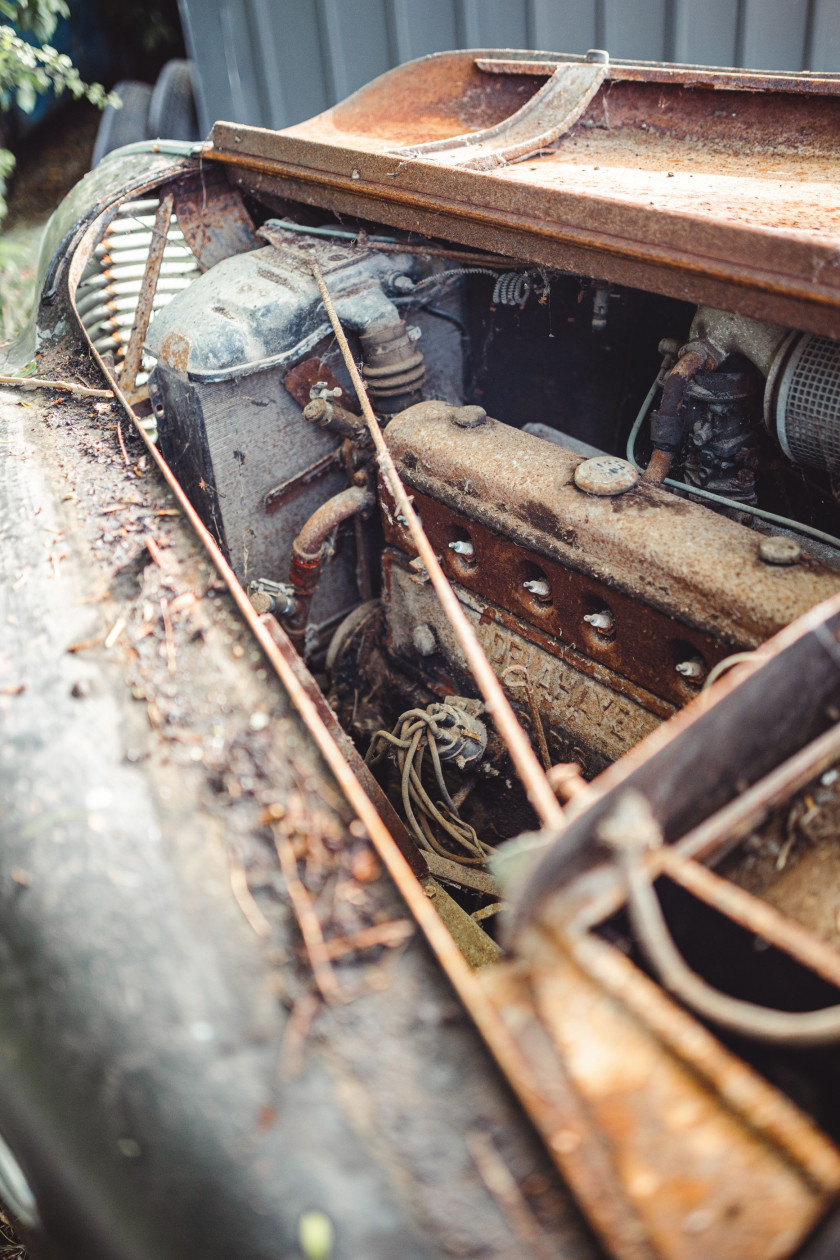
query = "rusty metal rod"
(675, 720, 840, 865)
(120, 192, 174, 397)
(286, 484, 374, 647)
(603, 794, 840, 1047)
(310, 259, 564, 832)
(657, 846, 840, 995)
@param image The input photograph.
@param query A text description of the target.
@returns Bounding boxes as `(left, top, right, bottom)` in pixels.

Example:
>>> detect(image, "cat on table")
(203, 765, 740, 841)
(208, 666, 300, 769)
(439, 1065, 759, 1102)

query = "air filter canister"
(768, 332, 840, 474)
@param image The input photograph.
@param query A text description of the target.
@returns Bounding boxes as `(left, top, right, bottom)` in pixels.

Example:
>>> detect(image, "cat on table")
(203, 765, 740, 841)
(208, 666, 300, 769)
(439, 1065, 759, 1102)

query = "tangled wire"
(407, 267, 536, 309)
(366, 707, 494, 866)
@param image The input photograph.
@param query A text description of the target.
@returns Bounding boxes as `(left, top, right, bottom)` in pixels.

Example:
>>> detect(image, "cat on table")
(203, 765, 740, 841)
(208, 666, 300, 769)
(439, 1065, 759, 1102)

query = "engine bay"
(37, 40, 840, 1256)
(80, 198, 837, 953)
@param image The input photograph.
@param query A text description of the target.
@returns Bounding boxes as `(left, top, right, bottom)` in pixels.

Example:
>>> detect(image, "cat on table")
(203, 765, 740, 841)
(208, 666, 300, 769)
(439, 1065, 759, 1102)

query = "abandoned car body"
(6, 47, 840, 1260)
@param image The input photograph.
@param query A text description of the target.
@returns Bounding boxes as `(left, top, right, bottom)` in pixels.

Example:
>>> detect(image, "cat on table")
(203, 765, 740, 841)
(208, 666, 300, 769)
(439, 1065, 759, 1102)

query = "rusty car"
(4, 46, 840, 1260)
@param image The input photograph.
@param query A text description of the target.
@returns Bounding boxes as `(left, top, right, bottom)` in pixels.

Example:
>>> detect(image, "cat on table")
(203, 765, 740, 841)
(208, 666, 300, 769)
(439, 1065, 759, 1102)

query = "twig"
(144, 535, 166, 566)
(465, 1130, 556, 1260)
(273, 824, 344, 1003)
(160, 598, 176, 674)
(504, 664, 551, 770)
(279, 991, 319, 1079)
(323, 919, 414, 959)
(228, 852, 272, 938)
(104, 617, 126, 648)
(66, 630, 106, 653)
(116, 421, 129, 466)
(0, 374, 113, 398)
(310, 260, 563, 833)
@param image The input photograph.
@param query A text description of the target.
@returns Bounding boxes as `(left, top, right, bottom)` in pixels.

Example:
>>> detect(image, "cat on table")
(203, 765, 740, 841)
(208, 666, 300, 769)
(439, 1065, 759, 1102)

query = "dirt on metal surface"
(210, 54, 840, 338)
(525, 927, 840, 1260)
(0, 352, 600, 1258)
(381, 401, 840, 649)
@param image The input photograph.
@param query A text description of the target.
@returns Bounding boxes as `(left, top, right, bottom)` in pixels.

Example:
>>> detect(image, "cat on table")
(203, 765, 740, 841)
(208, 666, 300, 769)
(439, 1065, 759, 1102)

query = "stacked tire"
(91, 60, 200, 167)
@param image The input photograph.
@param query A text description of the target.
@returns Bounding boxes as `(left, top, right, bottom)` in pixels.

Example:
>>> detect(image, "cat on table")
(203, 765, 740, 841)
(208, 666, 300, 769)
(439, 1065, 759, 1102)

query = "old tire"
(148, 60, 200, 142)
(91, 80, 153, 167)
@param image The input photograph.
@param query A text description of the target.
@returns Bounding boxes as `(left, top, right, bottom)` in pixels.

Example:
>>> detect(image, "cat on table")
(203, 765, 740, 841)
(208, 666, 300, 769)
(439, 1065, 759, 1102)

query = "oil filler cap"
(574, 455, 639, 496)
(758, 536, 801, 566)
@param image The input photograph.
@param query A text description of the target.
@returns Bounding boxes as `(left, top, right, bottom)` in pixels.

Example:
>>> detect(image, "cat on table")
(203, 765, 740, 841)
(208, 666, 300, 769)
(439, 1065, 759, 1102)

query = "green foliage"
(0, 24, 118, 115)
(0, 0, 66, 42)
(0, 0, 115, 227)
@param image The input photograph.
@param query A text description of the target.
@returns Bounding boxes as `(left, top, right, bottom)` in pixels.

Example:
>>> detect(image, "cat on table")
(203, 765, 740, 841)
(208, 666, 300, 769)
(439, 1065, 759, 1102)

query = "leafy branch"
(0, 0, 116, 223)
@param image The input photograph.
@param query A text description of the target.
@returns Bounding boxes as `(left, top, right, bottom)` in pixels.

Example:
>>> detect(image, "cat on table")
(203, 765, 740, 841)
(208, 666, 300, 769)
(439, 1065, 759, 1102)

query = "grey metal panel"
(740, 0, 812, 71)
(528, 0, 598, 55)
(602, 0, 668, 62)
(671, 0, 740, 69)
(461, 0, 529, 47)
(251, 0, 330, 130)
(178, 0, 840, 133)
(387, 0, 459, 62)
(316, 0, 393, 104)
(810, 0, 840, 73)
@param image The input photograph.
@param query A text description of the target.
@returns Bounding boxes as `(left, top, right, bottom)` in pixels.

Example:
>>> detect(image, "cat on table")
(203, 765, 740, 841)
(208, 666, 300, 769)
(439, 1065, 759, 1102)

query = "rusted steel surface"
(524, 926, 840, 1259)
(283, 356, 353, 412)
(513, 597, 840, 937)
(655, 846, 840, 995)
(264, 448, 341, 513)
(381, 401, 840, 651)
(675, 720, 840, 865)
(170, 167, 258, 271)
(382, 488, 732, 708)
(542, 720, 840, 940)
(120, 191, 173, 398)
(393, 58, 606, 170)
(208, 51, 840, 338)
(479, 963, 660, 1260)
(474, 54, 840, 96)
(384, 553, 663, 770)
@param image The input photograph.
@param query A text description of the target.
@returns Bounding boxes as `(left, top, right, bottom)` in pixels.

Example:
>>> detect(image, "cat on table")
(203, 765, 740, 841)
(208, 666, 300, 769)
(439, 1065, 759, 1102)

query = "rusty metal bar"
(309, 258, 565, 833)
(120, 192, 174, 397)
(657, 846, 840, 994)
(675, 720, 840, 865)
(562, 927, 840, 1193)
(264, 449, 341, 514)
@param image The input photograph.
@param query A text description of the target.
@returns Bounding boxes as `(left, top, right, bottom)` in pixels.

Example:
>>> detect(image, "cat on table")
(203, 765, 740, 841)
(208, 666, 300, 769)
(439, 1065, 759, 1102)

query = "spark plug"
(676, 659, 705, 680)
(584, 610, 614, 634)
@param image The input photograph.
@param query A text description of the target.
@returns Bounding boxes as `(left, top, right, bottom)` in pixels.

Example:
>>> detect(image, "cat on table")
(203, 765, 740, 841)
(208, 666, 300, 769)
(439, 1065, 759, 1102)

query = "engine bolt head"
(450, 405, 487, 429)
(758, 536, 801, 566)
(574, 455, 639, 497)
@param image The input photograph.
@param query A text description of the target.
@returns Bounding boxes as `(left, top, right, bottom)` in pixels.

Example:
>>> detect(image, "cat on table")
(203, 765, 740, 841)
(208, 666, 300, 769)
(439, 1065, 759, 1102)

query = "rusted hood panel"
(210, 51, 840, 336)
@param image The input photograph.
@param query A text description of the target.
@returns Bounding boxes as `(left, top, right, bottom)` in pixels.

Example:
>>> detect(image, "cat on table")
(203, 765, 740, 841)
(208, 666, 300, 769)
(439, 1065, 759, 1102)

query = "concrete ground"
(0, 94, 98, 1260)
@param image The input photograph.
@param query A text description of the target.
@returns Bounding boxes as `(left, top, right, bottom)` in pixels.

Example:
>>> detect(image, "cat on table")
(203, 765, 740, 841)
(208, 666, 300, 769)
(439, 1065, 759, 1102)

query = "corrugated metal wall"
(179, 0, 840, 135)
